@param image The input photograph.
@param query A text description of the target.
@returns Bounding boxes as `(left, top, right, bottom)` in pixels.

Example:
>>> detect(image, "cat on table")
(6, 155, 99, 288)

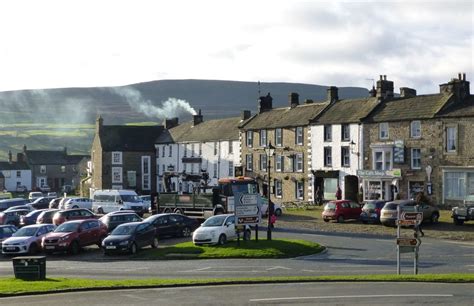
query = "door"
(78, 222, 92, 246)
(223, 215, 236, 240)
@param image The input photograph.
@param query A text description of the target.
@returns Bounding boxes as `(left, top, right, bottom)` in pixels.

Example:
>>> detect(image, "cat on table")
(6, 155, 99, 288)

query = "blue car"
(0, 224, 17, 248)
(360, 200, 386, 224)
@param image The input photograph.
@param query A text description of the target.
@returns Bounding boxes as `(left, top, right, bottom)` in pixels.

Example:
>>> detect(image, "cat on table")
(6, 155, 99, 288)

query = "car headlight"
(119, 240, 129, 246)
(59, 235, 70, 242)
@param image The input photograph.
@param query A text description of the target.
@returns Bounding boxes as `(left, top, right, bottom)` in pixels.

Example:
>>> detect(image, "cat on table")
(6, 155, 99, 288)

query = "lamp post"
(265, 142, 275, 240)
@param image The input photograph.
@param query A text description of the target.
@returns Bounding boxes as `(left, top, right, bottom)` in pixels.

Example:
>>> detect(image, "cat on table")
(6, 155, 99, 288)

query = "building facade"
(0, 151, 31, 192)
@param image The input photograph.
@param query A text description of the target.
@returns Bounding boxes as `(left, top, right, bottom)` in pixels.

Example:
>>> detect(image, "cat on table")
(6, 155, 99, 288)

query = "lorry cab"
(92, 190, 145, 216)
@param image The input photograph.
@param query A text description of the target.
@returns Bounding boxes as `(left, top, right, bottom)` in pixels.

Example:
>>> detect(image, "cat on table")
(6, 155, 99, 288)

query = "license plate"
(457, 216, 466, 220)
(45, 246, 55, 249)
(106, 246, 116, 249)
(6, 247, 15, 251)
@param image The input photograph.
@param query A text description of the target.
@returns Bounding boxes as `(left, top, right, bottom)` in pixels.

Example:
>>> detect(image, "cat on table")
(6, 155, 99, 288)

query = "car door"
(86, 220, 101, 245)
(134, 223, 148, 247)
(168, 214, 181, 236)
(349, 202, 361, 219)
(159, 215, 173, 237)
(78, 222, 92, 246)
(223, 216, 236, 240)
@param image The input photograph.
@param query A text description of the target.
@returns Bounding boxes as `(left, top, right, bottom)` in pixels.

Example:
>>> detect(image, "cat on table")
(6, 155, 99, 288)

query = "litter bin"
(12, 256, 46, 280)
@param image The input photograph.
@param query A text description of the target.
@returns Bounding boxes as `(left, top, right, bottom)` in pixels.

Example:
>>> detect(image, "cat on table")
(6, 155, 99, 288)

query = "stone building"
(240, 93, 328, 203)
(0, 150, 31, 192)
(90, 116, 163, 195)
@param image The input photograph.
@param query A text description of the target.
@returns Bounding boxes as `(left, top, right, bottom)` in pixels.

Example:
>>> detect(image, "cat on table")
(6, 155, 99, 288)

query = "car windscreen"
(55, 222, 80, 233)
(202, 215, 227, 227)
(363, 202, 377, 210)
(111, 224, 137, 235)
(325, 202, 337, 210)
(231, 183, 258, 195)
(384, 203, 398, 210)
(13, 227, 37, 237)
(120, 195, 141, 203)
(25, 210, 41, 217)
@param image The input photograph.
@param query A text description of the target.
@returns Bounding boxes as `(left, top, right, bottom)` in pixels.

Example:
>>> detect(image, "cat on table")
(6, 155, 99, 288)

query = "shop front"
(357, 169, 401, 201)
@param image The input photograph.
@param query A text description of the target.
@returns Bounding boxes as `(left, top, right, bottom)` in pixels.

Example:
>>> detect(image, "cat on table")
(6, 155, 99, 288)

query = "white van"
(92, 190, 145, 215)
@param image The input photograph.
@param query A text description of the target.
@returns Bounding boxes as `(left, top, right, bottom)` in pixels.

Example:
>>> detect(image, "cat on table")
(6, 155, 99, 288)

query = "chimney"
(289, 92, 299, 108)
(304, 99, 314, 104)
(193, 109, 203, 126)
(376, 75, 394, 100)
(369, 85, 376, 97)
(23, 144, 27, 153)
(241, 110, 251, 120)
(96, 115, 103, 134)
(165, 118, 179, 129)
(400, 87, 417, 98)
(327, 86, 339, 103)
(17, 153, 24, 162)
(439, 73, 470, 102)
(258, 92, 273, 113)
(64, 147, 68, 155)
(8, 150, 12, 164)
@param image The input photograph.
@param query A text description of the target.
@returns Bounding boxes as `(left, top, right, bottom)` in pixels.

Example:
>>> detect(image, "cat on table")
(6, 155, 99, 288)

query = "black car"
(359, 200, 386, 224)
(99, 212, 142, 232)
(0, 209, 31, 226)
(102, 222, 158, 255)
(36, 209, 60, 224)
(30, 197, 55, 210)
(144, 213, 199, 238)
(19, 209, 48, 227)
(0, 224, 17, 247)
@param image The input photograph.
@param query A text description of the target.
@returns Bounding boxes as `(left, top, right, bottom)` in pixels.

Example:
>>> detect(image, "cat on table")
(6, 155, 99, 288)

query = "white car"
(1, 224, 55, 255)
(192, 214, 251, 246)
(260, 198, 283, 217)
(64, 197, 93, 210)
(139, 195, 151, 213)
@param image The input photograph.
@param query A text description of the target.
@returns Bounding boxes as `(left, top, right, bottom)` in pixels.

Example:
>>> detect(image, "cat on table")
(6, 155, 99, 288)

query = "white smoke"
(111, 87, 197, 119)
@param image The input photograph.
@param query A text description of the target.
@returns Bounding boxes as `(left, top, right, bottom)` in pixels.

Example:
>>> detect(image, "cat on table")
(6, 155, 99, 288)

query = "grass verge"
(134, 239, 325, 259)
(1, 274, 473, 297)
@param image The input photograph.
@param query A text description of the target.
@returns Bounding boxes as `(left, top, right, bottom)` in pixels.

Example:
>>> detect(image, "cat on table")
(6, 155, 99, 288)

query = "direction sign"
(234, 192, 260, 226)
(235, 205, 259, 216)
(397, 238, 421, 247)
(396, 219, 417, 226)
(400, 212, 423, 222)
(239, 194, 259, 205)
(237, 216, 259, 225)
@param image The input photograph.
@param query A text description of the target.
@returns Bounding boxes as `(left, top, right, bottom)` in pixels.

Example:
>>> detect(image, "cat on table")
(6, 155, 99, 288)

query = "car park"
(144, 213, 199, 238)
(64, 197, 93, 210)
(260, 197, 283, 217)
(52, 208, 97, 226)
(19, 209, 48, 227)
(322, 200, 362, 223)
(192, 214, 251, 246)
(42, 219, 108, 255)
(36, 209, 60, 224)
(28, 191, 44, 201)
(0, 225, 17, 248)
(0, 209, 31, 227)
(102, 222, 158, 255)
(380, 200, 440, 227)
(99, 211, 142, 232)
(0, 198, 31, 212)
(359, 200, 386, 224)
(2, 224, 55, 255)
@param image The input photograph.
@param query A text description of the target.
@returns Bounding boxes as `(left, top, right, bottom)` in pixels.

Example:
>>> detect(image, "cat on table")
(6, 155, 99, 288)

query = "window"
(246, 154, 253, 171)
(410, 121, 421, 138)
(191, 144, 195, 157)
(213, 163, 218, 178)
(40, 165, 46, 174)
(444, 172, 474, 200)
(246, 131, 253, 147)
(295, 153, 303, 172)
(214, 142, 218, 155)
(112, 152, 122, 164)
(228, 142, 233, 154)
(324, 125, 332, 142)
(142, 156, 150, 190)
(199, 143, 202, 156)
(156, 147, 159, 157)
(16, 171, 21, 178)
(446, 126, 457, 152)
(275, 155, 283, 172)
(260, 154, 267, 171)
(411, 148, 421, 169)
(373, 149, 392, 170)
(183, 144, 187, 157)
(162, 164, 165, 174)
(275, 128, 282, 147)
(324, 147, 332, 167)
(374, 152, 383, 170)
(260, 129, 267, 147)
(61, 166, 66, 173)
(228, 161, 234, 176)
(296, 181, 304, 199)
(169, 145, 172, 157)
(287, 155, 294, 172)
(379, 122, 389, 139)
(296, 127, 304, 145)
(341, 147, 350, 167)
(341, 124, 350, 141)
(112, 167, 122, 183)
(275, 179, 282, 198)
(162, 146, 165, 157)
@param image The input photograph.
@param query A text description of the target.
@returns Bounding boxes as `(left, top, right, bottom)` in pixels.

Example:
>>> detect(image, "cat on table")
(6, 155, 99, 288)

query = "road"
(2, 283, 473, 305)
(1, 229, 473, 279)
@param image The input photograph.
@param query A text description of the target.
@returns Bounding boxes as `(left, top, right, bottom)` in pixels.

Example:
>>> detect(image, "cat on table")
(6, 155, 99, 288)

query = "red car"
(42, 219, 108, 255)
(322, 200, 362, 223)
(52, 208, 97, 226)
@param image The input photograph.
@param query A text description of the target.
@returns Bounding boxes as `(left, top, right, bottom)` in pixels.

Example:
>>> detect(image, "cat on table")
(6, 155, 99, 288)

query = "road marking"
(266, 266, 291, 271)
(302, 233, 328, 237)
(444, 240, 474, 246)
(250, 293, 454, 302)
(121, 294, 149, 301)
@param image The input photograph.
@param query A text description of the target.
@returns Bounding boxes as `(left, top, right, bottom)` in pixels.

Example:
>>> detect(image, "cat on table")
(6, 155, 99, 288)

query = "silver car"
(380, 200, 440, 227)
(2, 224, 55, 255)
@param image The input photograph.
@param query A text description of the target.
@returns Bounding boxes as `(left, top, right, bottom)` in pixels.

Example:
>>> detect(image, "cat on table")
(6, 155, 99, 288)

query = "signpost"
(396, 207, 423, 275)
(234, 192, 260, 226)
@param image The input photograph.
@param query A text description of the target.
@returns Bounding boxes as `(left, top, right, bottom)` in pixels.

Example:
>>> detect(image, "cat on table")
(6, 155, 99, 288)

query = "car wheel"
(174, 208, 183, 215)
(362, 220, 368, 224)
(218, 234, 227, 245)
(430, 213, 439, 224)
(151, 237, 159, 248)
(130, 242, 138, 254)
(453, 217, 464, 225)
(164, 208, 172, 213)
(243, 229, 251, 241)
(28, 243, 38, 255)
(214, 209, 224, 215)
(337, 215, 344, 223)
(72, 205, 79, 209)
(70, 241, 80, 255)
(181, 227, 191, 237)
(274, 208, 282, 217)
(97, 207, 105, 215)
(323, 218, 329, 223)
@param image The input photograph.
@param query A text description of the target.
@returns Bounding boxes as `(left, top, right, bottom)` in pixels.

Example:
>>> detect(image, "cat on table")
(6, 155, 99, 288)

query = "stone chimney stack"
(193, 109, 203, 126)
(327, 86, 339, 103)
(400, 87, 417, 98)
(164, 118, 179, 129)
(439, 73, 470, 102)
(304, 99, 314, 104)
(258, 93, 273, 113)
(8, 150, 12, 164)
(289, 92, 299, 108)
(17, 153, 24, 162)
(241, 110, 251, 120)
(376, 75, 394, 100)
(63, 147, 68, 155)
(96, 115, 103, 134)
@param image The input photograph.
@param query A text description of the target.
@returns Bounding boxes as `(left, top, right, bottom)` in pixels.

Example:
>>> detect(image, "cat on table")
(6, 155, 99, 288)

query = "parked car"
(52, 208, 97, 226)
(30, 196, 56, 210)
(64, 197, 93, 210)
(49, 197, 63, 209)
(139, 195, 151, 213)
(36, 209, 60, 224)
(99, 211, 142, 232)
(192, 214, 251, 246)
(2, 224, 55, 255)
(102, 222, 158, 255)
(19, 209, 48, 227)
(144, 213, 199, 238)
(0, 209, 31, 226)
(451, 202, 474, 225)
(28, 191, 44, 200)
(322, 200, 362, 223)
(0, 225, 17, 248)
(359, 200, 386, 224)
(0, 198, 31, 212)
(380, 200, 440, 227)
(260, 197, 283, 217)
(47, 192, 58, 198)
(39, 185, 51, 192)
(42, 219, 108, 255)
(58, 197, 74, 209)
(15, 185, 28, 193)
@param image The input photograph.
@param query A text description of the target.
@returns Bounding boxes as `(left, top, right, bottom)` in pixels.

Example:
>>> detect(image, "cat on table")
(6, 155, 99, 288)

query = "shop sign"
(393, 140, 405, 163)
(357, 168, 401, 178)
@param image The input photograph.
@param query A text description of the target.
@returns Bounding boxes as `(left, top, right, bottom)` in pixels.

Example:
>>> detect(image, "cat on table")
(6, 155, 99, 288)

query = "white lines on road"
(302, 233, 329, 238)
(266, 266, 291, 271)
(444, 240, 474, 247)
(121, 294, 149, 301)
(249, 293, 454, 302)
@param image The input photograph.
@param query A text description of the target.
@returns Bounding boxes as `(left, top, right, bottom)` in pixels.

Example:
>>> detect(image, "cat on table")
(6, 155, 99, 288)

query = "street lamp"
(265, 141, 275, 240)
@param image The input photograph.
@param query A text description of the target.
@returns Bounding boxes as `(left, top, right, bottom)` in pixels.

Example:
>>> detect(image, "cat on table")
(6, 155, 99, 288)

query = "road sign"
(235, 205, 259, 216)
(234, 192, 260, 226)
(237, 216, 259, 224)
(397, 238, 421, 247)
(239, 194, 258, 205)
(396, 219, 417, 226)
(400, 211, 423, 221)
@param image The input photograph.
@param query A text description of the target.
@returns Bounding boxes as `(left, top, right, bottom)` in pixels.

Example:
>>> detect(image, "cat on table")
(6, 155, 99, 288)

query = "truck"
(154, 176, 260, 219)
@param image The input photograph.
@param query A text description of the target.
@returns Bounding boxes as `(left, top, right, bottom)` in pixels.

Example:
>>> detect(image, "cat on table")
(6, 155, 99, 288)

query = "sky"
(0, 0, 472, 94)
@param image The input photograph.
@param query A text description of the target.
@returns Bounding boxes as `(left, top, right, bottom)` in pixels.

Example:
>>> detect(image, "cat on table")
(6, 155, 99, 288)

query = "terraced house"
(240, 93, 328, 204)
(361, 74, 473, 207)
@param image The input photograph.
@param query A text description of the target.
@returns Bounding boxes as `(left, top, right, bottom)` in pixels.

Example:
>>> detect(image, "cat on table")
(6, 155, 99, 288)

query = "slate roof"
(156, 117, 242, 144)
(99, 125, 164, 151)
(436, 95, 474, 118)
(25, 150, 71, 165)
(241, 102, 329, 130)
(314, 97, 379, 124)
(366, 94, 452, 123)
(0, 161, 30, 170)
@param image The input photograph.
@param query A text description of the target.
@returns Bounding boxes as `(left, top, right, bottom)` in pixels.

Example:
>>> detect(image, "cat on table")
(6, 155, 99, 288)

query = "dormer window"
(379, 123, 389, 139)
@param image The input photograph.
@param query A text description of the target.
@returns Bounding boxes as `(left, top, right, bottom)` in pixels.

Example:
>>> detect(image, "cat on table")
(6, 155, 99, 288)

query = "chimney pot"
(193, 109, 203, 126)
(165, 118, 179, 129)
(241, 110, 251, 120)
(458, 73, 462, 80)
(327, 86, 339, 103)
(463, 73, 466, 81)
(258, 92, 273, 113)
(289, 92, 299, 108)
